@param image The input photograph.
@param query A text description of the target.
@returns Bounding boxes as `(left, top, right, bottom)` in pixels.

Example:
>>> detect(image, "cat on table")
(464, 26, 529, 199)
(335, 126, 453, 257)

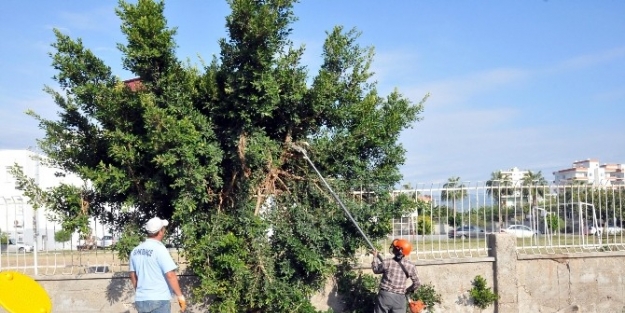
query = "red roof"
(123, 77, 142, 91)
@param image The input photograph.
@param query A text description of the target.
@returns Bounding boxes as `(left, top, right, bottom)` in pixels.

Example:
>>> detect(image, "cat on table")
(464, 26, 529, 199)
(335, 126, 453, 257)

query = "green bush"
(54, 229, 72, 243)
(335, 262, 378, 313)
(469, 275, 498, 309)
(410, 282, 442, 312)
(0, 231, 7, 244)
(546, 215, 562, 233)
(416, 216, 433, 235)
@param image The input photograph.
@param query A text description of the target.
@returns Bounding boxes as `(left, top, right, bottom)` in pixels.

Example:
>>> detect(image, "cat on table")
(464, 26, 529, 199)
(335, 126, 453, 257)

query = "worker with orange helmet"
(371, 238, 420, 313)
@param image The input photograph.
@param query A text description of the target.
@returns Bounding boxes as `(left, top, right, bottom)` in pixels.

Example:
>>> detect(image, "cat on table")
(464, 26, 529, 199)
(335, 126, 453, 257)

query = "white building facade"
(498, 167, 528, 207)
(0, 149, 109, 250)
(500, 167, 528, 184)
(553, 159, 625, 186)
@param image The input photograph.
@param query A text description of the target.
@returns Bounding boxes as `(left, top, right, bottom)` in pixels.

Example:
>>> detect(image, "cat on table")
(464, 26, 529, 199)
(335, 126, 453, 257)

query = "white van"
(7, 238, 33, 253)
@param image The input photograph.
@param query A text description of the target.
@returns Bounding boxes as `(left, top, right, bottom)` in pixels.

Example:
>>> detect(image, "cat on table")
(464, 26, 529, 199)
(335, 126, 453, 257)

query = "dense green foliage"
(14, 0, 425, 311)
(335, 262, 379, 313)
(469, 275, 499, 310)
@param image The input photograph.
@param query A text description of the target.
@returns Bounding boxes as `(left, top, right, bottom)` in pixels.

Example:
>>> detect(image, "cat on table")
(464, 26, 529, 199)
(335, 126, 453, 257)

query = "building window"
(5, 166, 11, 183)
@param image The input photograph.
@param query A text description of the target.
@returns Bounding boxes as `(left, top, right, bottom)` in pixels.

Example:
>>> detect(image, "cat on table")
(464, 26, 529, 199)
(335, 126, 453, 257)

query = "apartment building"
(497, 167, 528, 207)
(500, 167, 528, 184)
(602, 163, 625, 186)
(553, 159, 625, 186)
(0, 149, 109, 250)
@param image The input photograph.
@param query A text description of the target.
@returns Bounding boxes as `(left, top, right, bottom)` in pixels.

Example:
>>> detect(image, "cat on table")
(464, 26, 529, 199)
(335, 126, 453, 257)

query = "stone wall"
(16, 234, 625, 312)
(516, 253, 625, 313)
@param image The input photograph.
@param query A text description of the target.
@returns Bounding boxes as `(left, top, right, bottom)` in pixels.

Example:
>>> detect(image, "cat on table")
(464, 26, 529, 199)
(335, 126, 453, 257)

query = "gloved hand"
(405, 284, 417, 294)
(177, 295, 187, 312)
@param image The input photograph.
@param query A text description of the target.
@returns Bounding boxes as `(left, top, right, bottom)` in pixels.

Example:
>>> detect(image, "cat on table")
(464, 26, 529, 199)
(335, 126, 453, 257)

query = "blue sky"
(1, 1, 624, 185)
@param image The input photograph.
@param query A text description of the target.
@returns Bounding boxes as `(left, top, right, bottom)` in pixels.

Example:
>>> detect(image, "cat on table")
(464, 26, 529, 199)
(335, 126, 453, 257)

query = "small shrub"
(416, 216, 433, 235)
(546, 215, 562, 233)
(54, 229, 73, 249)
(54, 229, 72, 243)
(410, 282, 442, 312)
(469, 275, 498, 309)
(335, 262, 379, 313)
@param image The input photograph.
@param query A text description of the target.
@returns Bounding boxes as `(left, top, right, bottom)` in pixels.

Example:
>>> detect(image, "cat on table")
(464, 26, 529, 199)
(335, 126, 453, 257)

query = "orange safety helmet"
(390, 238, 412, 256)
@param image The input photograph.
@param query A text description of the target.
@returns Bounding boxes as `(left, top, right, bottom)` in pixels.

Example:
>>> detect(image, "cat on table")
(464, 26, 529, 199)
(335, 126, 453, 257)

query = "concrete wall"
(15, 234, 625, 313)
(516, 253, 625, 313)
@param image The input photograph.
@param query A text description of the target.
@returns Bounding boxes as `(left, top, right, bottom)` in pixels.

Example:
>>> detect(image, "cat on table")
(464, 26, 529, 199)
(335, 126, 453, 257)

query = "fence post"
(488, 233, 518, 313)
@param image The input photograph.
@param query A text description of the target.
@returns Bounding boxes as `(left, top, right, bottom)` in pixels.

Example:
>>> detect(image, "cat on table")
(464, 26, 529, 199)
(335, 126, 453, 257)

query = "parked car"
(164, 237, 181, 249)
(6, 238, 33, 253)
(500, 225, 538, 238)
(77, 236, 100, 251)
(98, 236, 116, 249)
(448, 226, 486, 238)
(589, 223, 623, 236)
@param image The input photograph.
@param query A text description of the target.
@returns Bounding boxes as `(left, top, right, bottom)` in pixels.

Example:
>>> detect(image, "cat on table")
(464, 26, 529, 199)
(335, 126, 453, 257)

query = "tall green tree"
(441, 176, 466, 217)
(15, 0, 426, 312)
(521, 170, 548, 207)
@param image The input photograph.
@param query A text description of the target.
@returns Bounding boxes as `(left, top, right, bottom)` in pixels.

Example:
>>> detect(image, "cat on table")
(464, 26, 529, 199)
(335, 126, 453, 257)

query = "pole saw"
(291, 143, 384, 262)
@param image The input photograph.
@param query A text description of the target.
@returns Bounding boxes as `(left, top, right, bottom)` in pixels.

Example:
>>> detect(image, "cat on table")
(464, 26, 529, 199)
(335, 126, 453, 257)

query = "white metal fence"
(2, 182, 625, 275)
(377, 181, 625, 263)
(0, 248, 186, 276)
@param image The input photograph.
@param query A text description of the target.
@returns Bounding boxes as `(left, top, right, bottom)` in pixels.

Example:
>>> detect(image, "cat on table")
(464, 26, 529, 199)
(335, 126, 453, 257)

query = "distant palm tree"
(486, 171, 513, 226)
(486, 171, 514, 206)
(522, 170, 548, 207)
(441, 176, 466, 217)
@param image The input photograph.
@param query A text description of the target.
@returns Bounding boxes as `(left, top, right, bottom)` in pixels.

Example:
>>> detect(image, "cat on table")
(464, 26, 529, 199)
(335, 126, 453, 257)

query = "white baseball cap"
(145, 217, 169, 234)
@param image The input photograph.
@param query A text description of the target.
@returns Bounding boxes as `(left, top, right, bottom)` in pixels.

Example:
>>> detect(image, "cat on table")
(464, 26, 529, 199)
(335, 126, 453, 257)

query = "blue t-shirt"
(129, 238, 178, 301)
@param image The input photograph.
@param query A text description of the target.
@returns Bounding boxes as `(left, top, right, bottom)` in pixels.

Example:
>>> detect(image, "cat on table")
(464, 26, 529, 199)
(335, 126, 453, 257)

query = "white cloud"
(399, 105, 625, 185)
(58, 6, 119, 33)
(550, 46, 625, 72)
(387, 46, 625, 112)
(399, 106, 525, 184)
(403, 68, 530, 108)
(0, 92, 58, 149)
(389, 46, 625, 184)
(370, 49, 421, 85)
(593, 86, 625, 102)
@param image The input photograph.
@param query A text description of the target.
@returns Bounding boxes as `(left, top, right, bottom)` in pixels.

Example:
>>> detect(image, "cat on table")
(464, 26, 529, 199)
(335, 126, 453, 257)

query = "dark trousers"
(374, 290, 407, 313)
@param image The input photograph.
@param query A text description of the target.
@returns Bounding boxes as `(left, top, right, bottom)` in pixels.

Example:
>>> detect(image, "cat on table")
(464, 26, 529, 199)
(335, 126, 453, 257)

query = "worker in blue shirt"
(130, 217, 186, 312)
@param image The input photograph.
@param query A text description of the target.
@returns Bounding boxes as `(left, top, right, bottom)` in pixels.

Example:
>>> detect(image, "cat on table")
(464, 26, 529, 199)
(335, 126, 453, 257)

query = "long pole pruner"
(291, 143, 384, 262)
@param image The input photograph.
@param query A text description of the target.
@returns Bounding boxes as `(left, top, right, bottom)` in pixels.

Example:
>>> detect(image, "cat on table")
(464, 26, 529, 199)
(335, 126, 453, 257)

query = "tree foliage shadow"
(106, 271, 133, 308)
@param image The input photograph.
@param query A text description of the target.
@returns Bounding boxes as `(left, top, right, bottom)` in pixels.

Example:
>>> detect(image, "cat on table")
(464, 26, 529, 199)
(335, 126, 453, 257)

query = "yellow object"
(0, 271, 52, 313)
